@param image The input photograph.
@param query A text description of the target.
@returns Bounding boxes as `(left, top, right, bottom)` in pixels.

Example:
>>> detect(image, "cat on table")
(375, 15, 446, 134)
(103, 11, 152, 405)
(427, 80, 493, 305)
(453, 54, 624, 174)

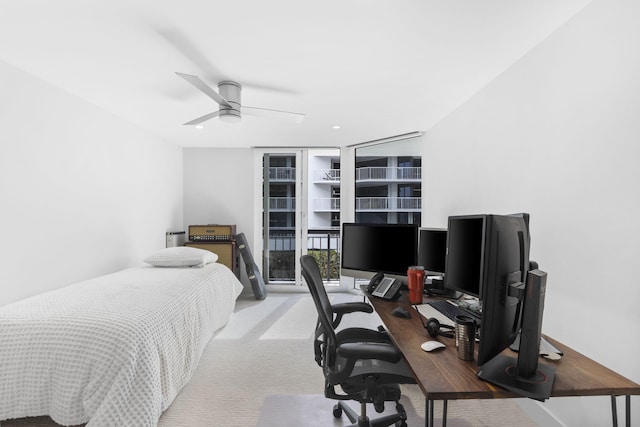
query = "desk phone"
(368, 273, 401, 300)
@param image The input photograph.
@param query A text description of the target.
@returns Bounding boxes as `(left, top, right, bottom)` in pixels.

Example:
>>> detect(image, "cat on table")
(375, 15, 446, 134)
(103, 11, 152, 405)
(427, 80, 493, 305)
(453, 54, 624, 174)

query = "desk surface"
(365, 287, 640, 401)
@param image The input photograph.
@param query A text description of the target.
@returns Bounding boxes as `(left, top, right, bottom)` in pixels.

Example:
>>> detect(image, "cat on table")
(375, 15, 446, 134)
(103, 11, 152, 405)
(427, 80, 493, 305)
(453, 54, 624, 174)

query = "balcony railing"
(307, 229, 341, 282)
(268, 167, 296, 181)
(267, 233, 295, 281)
(277, 196, 421, 213)
(269, 197, 295, 211)
(312, 197, 421, 212)
(356, 167, 421, 182)
(313, 198, 340, 211)
(266, 230, 340, 283)
(355, 197, 421, 211)
(313, 169, 341, 182)
(310, 167, 420, 183)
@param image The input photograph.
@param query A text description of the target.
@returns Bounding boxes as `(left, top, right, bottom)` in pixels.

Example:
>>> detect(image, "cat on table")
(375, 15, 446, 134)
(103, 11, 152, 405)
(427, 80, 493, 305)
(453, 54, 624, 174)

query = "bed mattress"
(0, 262, 243, 426)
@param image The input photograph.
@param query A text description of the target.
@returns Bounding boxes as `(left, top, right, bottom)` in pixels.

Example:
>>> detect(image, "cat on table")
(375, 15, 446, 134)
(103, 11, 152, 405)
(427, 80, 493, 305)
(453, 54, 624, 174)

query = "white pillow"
(144, 246, 218, 267)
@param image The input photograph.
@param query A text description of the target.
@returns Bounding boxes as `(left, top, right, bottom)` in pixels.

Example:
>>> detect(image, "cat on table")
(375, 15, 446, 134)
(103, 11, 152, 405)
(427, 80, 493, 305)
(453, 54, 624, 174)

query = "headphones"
(425, 317, 454, 339)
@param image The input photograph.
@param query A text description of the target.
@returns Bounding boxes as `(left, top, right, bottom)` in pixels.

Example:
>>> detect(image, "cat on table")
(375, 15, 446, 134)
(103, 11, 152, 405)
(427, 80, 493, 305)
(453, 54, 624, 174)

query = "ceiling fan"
(176, 72, 305, 125)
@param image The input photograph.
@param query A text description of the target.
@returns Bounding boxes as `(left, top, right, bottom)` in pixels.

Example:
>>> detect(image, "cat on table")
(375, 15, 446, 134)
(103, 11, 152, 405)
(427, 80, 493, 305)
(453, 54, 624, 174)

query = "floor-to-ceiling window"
(336, 135, 423, 290)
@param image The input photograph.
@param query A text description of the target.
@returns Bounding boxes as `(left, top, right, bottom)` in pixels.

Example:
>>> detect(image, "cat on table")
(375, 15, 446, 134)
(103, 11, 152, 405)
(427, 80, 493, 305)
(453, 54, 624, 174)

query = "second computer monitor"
(417, 228, 447, 275)
(444, 215, 486, 298)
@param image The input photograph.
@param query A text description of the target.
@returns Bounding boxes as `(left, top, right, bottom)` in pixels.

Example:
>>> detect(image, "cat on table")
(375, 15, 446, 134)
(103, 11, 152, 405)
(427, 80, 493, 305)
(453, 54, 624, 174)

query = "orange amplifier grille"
(189, 224, 236, 241)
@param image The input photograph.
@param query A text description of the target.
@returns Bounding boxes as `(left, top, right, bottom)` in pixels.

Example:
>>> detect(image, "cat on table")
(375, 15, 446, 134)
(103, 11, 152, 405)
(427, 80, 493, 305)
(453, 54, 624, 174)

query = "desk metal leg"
(442, 400, 448, 427)
(425, 399, 448, 427)
(611, 395, 632, 427)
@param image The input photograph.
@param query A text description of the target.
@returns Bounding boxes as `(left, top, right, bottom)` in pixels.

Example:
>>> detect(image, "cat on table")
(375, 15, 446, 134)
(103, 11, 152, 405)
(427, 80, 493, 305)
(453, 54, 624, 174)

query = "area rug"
(257, 394, 481, 427)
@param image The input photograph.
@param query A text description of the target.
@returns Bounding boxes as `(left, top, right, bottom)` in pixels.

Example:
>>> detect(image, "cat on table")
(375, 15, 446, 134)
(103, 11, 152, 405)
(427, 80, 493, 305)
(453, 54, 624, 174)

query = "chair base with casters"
(331, 382, 408, 427)
(325, 328, 413, 427)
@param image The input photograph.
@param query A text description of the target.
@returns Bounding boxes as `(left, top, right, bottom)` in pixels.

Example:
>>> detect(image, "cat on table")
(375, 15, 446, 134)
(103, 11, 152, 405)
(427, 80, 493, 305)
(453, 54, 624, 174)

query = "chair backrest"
(300, 255, 338, 367)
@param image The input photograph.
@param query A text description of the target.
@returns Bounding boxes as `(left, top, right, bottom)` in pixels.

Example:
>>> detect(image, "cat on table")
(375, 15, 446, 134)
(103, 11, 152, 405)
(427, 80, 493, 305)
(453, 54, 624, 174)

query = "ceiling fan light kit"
(219, 112, 241, 123)
(176, 71, 305, 125)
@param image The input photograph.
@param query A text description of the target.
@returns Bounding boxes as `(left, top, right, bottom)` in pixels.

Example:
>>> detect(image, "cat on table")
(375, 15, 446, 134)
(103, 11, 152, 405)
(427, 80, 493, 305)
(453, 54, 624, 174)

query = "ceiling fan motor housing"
(218, 81, 242, 121)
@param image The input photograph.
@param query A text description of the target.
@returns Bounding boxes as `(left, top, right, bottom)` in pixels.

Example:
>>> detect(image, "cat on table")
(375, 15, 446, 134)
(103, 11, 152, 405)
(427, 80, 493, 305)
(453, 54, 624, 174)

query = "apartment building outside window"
(354, 154, 421, 226)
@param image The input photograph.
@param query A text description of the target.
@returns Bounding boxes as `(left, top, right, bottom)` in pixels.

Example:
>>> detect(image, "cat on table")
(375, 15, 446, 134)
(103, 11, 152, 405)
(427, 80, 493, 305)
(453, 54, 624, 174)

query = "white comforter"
(0, 263, 243, 426)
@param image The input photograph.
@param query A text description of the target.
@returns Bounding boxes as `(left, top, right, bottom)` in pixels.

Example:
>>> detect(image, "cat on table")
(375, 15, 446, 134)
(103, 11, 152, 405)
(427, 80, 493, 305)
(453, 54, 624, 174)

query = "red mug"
(407, 266, 425, 304)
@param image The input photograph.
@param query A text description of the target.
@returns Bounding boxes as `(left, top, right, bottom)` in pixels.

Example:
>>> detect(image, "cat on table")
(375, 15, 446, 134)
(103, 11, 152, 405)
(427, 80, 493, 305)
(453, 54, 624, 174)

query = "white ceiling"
(0, 0, 591, 148)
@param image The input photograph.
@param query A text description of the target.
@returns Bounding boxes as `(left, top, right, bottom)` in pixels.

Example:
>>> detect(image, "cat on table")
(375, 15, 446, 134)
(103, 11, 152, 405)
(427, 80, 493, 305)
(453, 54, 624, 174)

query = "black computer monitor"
(340, 223, 418, 284)
(475, 214, 530, 366)
(417, 228, 447, 275)
(474, 214, 556, 401)
(443, 215, 486, 298)
(444, 213, 532, 298)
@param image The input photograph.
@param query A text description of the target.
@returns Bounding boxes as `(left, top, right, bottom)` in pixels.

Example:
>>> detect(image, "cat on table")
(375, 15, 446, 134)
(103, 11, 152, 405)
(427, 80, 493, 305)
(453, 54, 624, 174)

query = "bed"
(0, 248, 244, 426)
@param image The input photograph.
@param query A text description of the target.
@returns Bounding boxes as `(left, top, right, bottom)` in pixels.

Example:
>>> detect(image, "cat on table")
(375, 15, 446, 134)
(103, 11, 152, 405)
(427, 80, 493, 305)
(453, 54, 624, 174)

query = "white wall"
(182, 148, 254, 234)
(183, 148, 255, 290)
(423, 0, 639, 424)
(0, 60, 183, 306)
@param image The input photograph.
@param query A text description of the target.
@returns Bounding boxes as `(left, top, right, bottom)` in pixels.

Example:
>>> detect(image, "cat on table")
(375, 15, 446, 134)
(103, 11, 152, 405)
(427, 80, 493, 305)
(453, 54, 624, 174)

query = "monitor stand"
(477, 355, 556, 401)
(510, 332, 563, 357)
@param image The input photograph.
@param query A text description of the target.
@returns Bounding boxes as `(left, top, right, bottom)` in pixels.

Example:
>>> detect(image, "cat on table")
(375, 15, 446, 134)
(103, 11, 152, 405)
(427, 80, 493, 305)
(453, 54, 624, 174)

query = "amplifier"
(188, 224, 236, 242)
(184, 241, 238, 277)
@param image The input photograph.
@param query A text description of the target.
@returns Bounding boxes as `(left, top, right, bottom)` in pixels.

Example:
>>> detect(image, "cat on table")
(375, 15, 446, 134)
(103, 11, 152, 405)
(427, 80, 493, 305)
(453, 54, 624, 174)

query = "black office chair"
(300, 255, 416, 427)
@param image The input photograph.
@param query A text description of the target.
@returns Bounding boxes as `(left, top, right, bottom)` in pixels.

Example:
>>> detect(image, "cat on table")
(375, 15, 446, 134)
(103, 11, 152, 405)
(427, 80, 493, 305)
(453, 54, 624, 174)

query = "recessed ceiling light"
(333, 125, 341, 129)
(195, 125, 204, 129)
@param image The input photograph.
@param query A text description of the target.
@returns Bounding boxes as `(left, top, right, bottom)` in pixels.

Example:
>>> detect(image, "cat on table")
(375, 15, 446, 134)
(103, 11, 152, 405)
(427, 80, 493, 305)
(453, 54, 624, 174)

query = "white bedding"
(0, 262, 243, 426)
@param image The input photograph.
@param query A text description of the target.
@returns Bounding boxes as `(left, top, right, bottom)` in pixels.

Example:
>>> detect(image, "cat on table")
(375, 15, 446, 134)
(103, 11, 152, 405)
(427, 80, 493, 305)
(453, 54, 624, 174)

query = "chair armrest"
(332, 302, 373, 315)
(337, 342, 402, 364)
(331, 302, 373, 327)
(337, 327, 391, 344)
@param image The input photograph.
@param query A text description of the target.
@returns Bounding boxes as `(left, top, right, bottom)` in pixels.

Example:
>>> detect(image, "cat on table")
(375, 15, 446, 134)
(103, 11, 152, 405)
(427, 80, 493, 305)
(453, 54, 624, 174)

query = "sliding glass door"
(261, 151, 301, 284)
(256, 148, 341, 286)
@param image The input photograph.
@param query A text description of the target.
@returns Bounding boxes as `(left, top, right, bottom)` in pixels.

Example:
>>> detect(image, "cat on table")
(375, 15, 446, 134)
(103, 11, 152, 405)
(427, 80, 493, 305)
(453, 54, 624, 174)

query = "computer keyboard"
(415, 304, 455, 327)
(426, 299, 482, 327)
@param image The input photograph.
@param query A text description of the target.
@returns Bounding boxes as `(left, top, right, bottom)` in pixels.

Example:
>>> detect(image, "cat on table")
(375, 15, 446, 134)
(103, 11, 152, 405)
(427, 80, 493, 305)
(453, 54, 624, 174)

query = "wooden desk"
(364, 287, 640, 427)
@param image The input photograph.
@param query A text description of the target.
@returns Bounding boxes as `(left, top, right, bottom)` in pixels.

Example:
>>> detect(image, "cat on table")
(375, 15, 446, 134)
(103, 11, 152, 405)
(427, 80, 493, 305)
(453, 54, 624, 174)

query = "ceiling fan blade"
(183, 111, 220, 126)
(242, 106, 306, 124)
(157, 27, 226, 80)
(175, 72, 231, 108)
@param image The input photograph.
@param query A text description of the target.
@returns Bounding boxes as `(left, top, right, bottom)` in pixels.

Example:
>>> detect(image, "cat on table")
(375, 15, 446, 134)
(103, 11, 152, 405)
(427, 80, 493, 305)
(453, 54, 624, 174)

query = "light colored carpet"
(1, 293, 541, 427)
(256, 394, 544, 427)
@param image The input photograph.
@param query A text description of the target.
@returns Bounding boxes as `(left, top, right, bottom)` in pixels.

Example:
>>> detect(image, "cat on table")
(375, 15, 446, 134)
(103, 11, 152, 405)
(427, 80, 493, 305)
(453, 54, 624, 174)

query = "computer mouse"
(392, 307, 411, 318)
(421, 341, 446, 352)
